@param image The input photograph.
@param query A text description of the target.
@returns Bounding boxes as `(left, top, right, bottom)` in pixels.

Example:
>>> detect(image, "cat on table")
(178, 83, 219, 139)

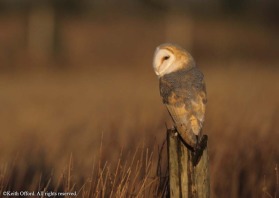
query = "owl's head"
(153, 43, 195, 77)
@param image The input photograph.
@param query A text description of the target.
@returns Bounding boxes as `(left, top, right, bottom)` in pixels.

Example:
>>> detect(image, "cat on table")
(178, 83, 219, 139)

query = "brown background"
(0, 1, 278, 197)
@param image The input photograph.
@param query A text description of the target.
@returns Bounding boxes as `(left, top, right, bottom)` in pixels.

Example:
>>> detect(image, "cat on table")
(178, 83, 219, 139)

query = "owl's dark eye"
(163, 56, 170, 61)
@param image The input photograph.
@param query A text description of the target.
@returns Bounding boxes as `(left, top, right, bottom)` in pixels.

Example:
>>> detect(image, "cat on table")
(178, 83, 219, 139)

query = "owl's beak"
(153, 62, 160, 76)
(154, 69, 160, 76)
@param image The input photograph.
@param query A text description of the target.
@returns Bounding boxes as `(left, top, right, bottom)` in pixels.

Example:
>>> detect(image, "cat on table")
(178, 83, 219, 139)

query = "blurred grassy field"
(0, 11, 279, 197)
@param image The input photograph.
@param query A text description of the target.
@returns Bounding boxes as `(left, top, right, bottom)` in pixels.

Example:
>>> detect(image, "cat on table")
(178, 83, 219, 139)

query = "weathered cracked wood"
(167, 128, 210, 198)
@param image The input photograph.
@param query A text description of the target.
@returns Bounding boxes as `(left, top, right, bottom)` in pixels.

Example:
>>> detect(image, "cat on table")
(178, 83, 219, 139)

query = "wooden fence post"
(167, 128, 210, 198)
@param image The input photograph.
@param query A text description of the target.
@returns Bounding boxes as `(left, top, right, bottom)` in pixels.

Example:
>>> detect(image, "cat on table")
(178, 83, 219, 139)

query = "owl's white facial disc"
(153, 48, 176, 77)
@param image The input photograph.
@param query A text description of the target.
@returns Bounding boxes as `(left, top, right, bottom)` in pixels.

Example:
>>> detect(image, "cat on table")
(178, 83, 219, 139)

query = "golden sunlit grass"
(0, 59, 278, 197)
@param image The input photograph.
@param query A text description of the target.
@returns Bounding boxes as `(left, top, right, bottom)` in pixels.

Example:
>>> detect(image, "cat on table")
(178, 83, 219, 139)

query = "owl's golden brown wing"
(160, 67, 207, 148)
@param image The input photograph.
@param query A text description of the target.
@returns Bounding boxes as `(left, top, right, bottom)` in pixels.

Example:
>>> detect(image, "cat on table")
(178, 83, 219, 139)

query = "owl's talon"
(170, 126, 176, 130)
(192, 135, 208, 166)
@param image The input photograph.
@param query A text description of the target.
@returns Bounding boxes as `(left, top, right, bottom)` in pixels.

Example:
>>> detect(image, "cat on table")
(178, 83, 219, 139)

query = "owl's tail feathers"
(176, 126, 207, 166)
(176, 124, 197, 148)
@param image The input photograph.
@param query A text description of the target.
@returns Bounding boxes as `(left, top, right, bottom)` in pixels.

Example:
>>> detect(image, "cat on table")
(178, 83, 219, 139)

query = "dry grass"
(0, 61, 278, 197)
(0, 11, 278, 197)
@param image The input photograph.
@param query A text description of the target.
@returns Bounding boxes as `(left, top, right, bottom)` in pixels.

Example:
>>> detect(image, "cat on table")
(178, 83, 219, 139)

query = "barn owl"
(153, 43, 207, 151)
